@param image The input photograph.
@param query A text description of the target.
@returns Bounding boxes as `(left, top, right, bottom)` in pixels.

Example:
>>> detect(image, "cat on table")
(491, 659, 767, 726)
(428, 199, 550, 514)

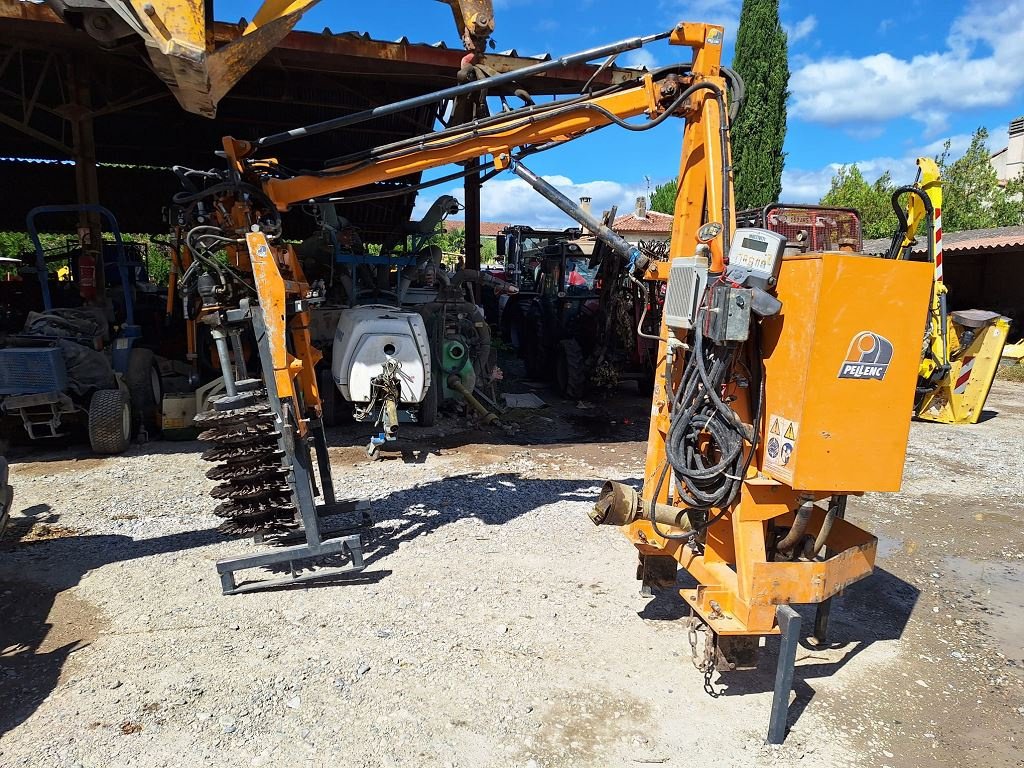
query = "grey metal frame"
(766, 605, 802, 744)
(214, 299, 371, 595)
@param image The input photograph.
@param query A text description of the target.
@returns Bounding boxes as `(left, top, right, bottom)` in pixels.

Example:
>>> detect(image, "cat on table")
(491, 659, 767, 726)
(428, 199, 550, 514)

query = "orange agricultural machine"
(169, 17, 932, 741)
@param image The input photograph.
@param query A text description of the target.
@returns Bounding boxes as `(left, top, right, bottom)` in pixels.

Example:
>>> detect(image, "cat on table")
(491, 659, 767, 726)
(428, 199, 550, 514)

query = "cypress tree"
(730, 0, 790, 210)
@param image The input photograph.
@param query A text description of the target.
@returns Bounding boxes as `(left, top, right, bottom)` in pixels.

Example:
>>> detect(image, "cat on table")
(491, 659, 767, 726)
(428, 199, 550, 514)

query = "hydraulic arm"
(174, 23, 707, 592)
(176, 20, 934, 743)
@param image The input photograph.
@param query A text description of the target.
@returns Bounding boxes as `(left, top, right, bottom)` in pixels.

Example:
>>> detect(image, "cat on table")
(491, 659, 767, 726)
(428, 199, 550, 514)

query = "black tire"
(126, 348, 161, 436)
(501, 298, 521, 346)
(523, 312, 549, 379)
(418, 379, 439, 427)
(318, 366, 339, 427)
(556, 339, 587, 399)
(88, 389, 132, 454)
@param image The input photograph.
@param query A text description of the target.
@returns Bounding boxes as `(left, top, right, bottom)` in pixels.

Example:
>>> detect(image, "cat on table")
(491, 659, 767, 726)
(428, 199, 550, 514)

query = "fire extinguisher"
(79, 251, 97, 301)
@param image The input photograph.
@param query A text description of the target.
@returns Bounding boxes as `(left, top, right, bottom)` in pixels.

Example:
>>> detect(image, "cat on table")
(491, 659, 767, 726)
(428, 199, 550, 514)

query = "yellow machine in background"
(885, 158, 1010, 424)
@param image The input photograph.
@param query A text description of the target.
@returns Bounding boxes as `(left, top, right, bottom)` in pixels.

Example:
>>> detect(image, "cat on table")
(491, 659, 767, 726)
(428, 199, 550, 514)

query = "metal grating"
(0, 347, 68, 395)
(737, 206, 863, 253)
(664, 256, 708, 330)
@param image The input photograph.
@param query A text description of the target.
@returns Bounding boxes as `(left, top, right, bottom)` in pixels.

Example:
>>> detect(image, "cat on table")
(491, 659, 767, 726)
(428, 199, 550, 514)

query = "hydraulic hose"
(777, 503, 813, 555)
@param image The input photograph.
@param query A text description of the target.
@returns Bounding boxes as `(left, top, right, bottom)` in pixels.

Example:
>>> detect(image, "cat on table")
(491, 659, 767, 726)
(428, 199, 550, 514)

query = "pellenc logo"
(838, 331, 894, 381)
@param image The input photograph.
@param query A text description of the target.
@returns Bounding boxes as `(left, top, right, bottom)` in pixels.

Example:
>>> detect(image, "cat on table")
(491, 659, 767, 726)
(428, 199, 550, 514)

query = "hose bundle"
(663, 309, 763, 517)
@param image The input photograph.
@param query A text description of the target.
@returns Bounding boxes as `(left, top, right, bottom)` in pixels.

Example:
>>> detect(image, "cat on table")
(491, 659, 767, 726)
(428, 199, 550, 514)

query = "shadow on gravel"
(635, 562, 919, 738)
(0, 519, 224, 739)
(357, 470, 637, 567)
(0, 469, 635, 736)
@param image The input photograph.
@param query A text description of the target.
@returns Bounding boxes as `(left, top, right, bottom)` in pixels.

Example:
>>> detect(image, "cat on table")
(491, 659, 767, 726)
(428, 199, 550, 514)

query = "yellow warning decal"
(770, 418, 781, 435)
(784, 423, 796, 440)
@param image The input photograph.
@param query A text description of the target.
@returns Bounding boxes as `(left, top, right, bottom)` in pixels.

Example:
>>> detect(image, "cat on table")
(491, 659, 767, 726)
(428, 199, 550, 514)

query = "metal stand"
(214, 300, 371, 595)
(767, 605, 801, 744)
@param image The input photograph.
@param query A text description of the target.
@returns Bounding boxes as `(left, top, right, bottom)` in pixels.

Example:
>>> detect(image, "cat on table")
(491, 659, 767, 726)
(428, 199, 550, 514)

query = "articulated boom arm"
(223, 72, 683, 212)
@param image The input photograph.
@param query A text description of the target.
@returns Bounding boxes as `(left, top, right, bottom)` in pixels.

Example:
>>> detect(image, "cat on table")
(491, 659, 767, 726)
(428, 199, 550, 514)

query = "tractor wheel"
(556, 339, 587, 399)
(126, 348, 161, 437)
(524, 313, 549, 380)
(318, 366, 340, 427)
(418, 380, 439, 427)
(501, 299, 522, 347)
(88, 389, 132, 454)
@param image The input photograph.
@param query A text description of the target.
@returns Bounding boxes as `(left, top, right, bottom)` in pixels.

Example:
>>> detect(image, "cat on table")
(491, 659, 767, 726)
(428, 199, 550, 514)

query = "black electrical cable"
(648, 320, 764, 540)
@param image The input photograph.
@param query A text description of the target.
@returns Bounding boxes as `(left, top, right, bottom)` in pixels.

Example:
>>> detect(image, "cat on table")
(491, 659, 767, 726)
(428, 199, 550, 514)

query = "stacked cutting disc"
(196, 394, 296, 535)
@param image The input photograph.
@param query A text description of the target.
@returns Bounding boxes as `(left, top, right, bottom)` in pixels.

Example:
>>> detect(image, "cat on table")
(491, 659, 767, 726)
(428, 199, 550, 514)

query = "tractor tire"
(88, 389, 132, 454)
(556, 339, 587, 399)
(318, 366, 340, 427)
(418, 381, 439, 427)
(523, 313, 549, 380)
(126, 348, 161, 437)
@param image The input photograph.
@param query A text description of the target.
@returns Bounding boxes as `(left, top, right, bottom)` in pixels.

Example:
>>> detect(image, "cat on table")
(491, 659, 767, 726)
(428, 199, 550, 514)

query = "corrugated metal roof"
(862, 225, 1024, 255)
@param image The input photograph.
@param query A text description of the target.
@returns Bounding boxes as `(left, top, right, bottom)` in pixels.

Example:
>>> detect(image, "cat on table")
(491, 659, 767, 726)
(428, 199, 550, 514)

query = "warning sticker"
(764, 414, 799, 483)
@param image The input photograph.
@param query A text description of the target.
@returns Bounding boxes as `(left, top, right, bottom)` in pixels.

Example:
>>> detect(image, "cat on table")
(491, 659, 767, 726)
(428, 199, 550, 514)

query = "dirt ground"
(1, 380, 1022, 768)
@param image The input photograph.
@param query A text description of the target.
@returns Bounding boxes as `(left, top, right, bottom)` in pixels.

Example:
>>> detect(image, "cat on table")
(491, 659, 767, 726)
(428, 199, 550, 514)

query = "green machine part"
(440, 339, 476, 400)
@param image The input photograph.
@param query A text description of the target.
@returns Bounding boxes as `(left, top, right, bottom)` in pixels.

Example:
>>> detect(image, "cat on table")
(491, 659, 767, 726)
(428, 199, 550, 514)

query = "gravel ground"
(1, 382, 1022, 768)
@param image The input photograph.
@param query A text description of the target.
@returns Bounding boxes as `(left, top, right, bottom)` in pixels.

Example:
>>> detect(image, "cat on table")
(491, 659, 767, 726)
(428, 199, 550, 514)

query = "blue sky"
(223, 0, 1024, 227)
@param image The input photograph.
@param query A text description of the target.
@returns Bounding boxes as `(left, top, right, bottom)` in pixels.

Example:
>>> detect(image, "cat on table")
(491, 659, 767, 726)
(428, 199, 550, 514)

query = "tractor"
(0, 205, 164, 453)
(518, 233, 665, 399)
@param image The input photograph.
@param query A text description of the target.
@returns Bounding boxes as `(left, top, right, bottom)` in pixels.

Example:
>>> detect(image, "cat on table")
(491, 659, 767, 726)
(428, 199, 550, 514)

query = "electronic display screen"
(741, 237, 769, 253)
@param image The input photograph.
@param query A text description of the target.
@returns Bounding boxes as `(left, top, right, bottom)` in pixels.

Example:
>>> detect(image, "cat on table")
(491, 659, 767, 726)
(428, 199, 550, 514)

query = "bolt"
(143, 3, 155, 15)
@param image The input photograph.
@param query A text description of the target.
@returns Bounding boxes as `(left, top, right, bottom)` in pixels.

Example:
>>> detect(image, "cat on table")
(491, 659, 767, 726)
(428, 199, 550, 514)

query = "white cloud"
(790, 0, 1024, 131)
(659, 0, 741, 40)
(781, 156, 908, 203)
(780, 130, 989, 202)
(623, 48, 657, 71)
(785, 15, 817, 45)
(413, 174, 651, 229)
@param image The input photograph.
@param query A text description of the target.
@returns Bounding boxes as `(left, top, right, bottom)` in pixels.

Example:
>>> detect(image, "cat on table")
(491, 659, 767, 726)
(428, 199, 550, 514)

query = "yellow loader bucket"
(916, 310, 1011, 424)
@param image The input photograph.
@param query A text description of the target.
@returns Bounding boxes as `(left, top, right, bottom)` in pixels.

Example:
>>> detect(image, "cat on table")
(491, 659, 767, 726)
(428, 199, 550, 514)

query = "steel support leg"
(767, 605, 801, 745)
(813, 598, 832, 644)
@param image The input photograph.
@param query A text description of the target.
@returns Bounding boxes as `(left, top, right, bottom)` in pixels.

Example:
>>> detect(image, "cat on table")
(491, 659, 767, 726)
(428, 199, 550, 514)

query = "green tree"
(649, 178, 678, 215)
(939, 127, 1024, 231)
(731, 0, 790, 210)
(820, 165, 898, 239)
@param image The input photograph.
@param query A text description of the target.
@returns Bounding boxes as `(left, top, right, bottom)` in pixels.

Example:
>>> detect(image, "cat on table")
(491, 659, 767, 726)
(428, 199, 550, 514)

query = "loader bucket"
(916, 310, 1011, 424)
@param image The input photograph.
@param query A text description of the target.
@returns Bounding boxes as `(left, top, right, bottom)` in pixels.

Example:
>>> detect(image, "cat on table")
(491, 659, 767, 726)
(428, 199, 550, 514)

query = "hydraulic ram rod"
(254, 29, 674, 150)
(506, 158, 647, 271)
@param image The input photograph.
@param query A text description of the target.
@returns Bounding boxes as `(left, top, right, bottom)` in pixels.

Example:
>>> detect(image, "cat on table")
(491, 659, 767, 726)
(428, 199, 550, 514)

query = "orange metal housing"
(758, 253, 934, 491)
(628, 255, 933, 635)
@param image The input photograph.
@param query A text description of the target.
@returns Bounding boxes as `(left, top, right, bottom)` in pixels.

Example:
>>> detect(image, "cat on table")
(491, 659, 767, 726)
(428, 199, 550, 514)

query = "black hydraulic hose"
(777, 504, 812, 554)
(254, 29, 675, 150)
(322, 78, 634, 170)
(721, 66, 745, 122)
(885, 185, 934, 262)
(810, 495, 846, 557)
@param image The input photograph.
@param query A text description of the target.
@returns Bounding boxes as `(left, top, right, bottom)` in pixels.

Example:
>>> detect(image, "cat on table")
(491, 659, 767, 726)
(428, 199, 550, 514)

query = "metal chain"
(687, 617, 721, 698)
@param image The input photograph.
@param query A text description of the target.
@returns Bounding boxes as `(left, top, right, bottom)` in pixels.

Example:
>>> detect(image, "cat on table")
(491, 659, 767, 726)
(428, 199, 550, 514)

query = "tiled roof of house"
(612, 210, 673, 233)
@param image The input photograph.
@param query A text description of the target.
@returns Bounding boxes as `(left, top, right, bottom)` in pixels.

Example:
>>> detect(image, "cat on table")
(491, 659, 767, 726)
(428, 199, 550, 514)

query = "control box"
(726, 228, 786, 289)
(758, 253, 932, 492)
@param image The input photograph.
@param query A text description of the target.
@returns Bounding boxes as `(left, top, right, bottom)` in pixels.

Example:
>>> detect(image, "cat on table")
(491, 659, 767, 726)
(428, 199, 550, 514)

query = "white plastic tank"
(331, 305, 431, 404)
